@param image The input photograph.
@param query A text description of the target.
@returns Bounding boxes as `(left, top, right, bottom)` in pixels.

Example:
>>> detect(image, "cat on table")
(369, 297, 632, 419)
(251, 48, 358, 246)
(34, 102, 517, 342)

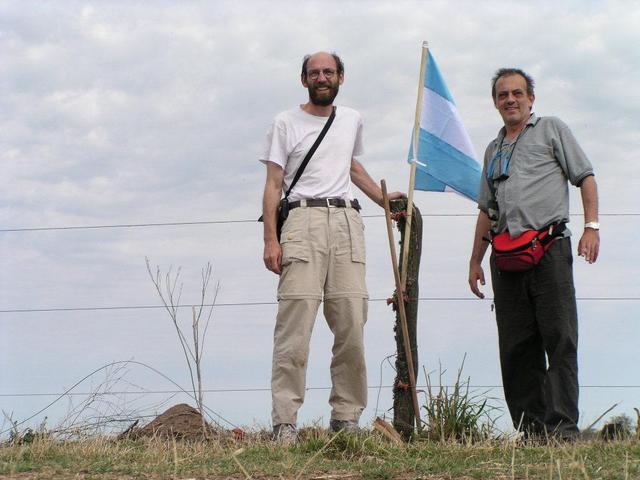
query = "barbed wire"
(2, 384, 639, 398)
(1, 212, 637, 233)
(1, 296, 639, 314)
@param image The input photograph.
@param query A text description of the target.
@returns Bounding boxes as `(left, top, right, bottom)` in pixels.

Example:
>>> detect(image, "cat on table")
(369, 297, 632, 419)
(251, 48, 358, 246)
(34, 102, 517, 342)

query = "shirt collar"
(497, 113, 539, 142)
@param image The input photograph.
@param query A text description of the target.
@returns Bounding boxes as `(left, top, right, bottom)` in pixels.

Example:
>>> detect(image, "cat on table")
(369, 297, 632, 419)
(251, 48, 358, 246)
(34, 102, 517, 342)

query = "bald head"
(301, 51, 344, 78)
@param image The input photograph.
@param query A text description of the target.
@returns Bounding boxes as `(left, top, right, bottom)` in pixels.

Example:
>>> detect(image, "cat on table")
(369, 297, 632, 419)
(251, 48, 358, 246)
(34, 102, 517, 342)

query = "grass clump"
(421, 356, 497, 443)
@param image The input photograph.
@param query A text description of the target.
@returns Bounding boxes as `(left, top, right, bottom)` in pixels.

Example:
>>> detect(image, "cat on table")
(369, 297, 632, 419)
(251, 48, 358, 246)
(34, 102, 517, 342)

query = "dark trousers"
(490, 237, 579, 438)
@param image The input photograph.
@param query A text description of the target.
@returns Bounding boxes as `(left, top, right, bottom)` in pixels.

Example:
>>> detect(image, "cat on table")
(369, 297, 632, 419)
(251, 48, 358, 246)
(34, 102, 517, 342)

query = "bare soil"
(124, 403, 218, 441)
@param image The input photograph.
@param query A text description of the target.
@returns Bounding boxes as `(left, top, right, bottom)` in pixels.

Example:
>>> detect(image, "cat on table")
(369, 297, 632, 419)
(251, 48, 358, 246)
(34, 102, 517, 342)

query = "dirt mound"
(124, 403, 218, 440)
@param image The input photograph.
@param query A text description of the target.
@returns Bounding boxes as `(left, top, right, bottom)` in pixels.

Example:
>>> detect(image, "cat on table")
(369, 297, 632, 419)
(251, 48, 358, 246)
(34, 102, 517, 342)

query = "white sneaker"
(272, 423, 298, 444)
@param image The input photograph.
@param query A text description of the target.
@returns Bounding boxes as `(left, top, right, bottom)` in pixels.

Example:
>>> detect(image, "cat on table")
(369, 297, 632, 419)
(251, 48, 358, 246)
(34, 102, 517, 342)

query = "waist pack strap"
(489, 221, 566, 245)
(539, 221, 566, 246)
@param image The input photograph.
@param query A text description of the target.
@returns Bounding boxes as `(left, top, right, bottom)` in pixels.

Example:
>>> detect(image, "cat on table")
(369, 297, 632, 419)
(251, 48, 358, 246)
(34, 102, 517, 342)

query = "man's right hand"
(468, 262, 486, 299)
(264, 239, 282, 275)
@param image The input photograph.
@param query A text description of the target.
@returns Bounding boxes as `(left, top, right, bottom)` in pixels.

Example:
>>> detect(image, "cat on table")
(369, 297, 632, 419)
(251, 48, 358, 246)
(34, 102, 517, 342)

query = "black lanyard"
(486, 117, 531, 181)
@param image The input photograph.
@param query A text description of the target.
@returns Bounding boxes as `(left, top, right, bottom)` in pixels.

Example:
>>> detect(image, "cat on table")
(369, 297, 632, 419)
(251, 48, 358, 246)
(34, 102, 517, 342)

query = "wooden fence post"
(389, 199, 423, 440)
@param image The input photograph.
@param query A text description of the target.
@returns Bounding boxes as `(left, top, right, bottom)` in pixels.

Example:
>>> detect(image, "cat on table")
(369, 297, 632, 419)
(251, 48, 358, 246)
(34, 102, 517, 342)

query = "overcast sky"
(1, 0, 639, 435)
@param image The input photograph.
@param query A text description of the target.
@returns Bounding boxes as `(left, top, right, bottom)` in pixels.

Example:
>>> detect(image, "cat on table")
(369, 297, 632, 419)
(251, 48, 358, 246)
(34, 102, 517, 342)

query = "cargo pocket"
(346, 209, 366, 263)
(280, 229, 309, 266)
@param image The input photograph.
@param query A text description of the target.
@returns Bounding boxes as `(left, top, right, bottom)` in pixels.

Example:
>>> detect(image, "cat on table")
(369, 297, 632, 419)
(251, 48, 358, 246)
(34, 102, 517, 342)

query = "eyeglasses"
(307, 68, 337, 80)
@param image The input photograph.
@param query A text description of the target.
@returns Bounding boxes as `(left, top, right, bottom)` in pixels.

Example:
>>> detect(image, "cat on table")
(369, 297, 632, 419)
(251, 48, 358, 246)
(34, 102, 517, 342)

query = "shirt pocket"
(515, 144, 555, 176)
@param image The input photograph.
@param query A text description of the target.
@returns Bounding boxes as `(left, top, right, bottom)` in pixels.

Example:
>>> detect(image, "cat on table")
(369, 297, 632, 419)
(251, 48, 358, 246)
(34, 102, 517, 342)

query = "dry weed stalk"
(145, 258, 219, 436)
(53, 362, 169, 439)
(3, 361, 164, 442)
(232, 448, 252, 480)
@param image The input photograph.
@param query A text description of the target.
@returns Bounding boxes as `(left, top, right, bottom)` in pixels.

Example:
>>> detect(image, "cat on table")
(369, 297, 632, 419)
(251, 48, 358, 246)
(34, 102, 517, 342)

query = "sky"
(1, 0, 639, 436)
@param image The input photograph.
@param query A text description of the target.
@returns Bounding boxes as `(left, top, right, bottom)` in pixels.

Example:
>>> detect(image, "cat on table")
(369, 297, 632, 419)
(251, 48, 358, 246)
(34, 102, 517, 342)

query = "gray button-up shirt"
(478, 114, 594, 238)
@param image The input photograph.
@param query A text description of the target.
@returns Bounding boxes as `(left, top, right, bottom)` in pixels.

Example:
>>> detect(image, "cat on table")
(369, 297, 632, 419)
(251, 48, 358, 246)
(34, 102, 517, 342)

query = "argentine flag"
(408, 51, 481, 202)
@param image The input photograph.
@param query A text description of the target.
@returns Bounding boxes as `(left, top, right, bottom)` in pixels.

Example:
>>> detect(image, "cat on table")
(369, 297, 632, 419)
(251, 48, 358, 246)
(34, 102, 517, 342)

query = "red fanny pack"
(491, 223, 565, 272)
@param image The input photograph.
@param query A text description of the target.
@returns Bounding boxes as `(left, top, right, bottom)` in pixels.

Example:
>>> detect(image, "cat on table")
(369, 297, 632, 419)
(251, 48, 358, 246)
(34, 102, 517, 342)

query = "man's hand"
(385, 191, 407, 204)
(468, 211, 491, 299)
(577, 229, 600, 264)
(262, 162, 284, 274)
(578, 176, 599, 264)
(468, 262, 486, 299)
(264, 239, 282, 275)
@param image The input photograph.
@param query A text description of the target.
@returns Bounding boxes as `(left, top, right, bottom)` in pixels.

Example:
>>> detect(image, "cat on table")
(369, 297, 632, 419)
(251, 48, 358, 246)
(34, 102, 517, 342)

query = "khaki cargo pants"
(271, 204, 368, 426)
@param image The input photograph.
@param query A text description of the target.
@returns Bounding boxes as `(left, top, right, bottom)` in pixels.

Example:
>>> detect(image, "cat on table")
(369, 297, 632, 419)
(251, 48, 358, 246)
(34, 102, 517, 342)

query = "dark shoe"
(330, 419, 359, 433)
(556, 430, 579, 444)
(272, 423, 298, 444)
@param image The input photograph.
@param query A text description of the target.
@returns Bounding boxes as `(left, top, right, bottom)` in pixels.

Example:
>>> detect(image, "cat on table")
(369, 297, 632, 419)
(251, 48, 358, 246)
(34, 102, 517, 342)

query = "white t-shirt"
(259, 105, 364, 202)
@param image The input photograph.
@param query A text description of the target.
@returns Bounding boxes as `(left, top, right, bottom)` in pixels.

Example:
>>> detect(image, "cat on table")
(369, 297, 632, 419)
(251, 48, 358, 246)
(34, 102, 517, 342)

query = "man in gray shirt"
(468, 68, 600, 441)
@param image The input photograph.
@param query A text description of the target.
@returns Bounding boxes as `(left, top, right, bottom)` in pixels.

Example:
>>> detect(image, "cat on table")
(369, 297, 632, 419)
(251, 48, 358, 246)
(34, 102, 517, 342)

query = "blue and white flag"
(408, 50, 481, 202)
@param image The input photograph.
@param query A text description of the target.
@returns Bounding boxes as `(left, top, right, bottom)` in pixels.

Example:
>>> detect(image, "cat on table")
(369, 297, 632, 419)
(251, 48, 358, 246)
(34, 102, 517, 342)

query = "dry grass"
(1, 427, 639, 479)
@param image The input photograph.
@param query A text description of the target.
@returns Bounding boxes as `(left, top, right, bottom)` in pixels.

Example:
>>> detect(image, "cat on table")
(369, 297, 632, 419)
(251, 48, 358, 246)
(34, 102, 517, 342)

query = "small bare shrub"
(145, 258, 219, 436)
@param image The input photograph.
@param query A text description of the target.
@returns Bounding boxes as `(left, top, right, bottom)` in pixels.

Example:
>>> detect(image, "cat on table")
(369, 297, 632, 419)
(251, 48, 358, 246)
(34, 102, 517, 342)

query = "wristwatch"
(584, 221, 600, 230)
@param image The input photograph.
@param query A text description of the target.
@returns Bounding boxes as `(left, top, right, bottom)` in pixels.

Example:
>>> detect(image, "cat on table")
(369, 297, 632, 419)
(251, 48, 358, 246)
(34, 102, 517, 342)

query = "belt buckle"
(326, 198, 333, 208)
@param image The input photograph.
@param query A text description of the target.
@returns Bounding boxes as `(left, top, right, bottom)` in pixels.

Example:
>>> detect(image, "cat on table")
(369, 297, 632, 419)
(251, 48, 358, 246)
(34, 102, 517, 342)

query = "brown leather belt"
(289, 198, 361, 211)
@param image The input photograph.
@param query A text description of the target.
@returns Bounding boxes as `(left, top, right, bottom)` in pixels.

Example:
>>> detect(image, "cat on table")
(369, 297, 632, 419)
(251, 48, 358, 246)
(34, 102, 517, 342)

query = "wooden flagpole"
(381, 180, 423, 432)
(400, 41, 429, 291)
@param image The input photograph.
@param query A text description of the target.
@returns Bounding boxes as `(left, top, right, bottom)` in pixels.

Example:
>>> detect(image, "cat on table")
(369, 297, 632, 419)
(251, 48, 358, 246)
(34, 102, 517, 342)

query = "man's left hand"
(380, 191, 406, 206)
(577, 229, 600, 264)
(387, 191, 407, 201)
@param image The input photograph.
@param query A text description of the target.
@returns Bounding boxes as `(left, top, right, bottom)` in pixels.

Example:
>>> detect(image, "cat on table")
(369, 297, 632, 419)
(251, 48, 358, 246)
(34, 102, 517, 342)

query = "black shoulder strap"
(285, 106, 336, 198)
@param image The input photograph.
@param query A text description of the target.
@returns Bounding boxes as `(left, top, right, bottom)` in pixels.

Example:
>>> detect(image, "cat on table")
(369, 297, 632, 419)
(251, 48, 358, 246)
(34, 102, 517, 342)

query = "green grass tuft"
(421, 355, 498, 443)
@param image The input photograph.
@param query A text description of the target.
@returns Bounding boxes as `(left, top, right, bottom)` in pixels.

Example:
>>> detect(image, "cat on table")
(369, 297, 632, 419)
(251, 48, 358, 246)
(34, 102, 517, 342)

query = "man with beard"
(260, 51, 404, 441)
